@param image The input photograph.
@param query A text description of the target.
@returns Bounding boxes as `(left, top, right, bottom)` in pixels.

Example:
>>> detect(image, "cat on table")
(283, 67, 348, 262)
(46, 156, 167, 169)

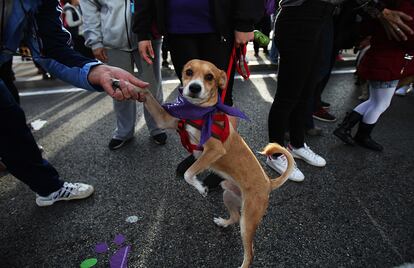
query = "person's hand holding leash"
(138, 40, 155, 64)
(88, 65, 148, 101)
(234, 31, 254, 48)
(380, 8, 413, 41)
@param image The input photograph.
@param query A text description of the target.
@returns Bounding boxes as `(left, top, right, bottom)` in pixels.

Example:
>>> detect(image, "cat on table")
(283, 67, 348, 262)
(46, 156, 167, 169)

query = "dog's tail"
(260, 143, 294, 191)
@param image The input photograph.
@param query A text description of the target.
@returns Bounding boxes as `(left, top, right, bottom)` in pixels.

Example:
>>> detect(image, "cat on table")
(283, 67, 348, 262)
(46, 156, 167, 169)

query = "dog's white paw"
(213, 217, 229, 228)
(195, 183, 208, 197)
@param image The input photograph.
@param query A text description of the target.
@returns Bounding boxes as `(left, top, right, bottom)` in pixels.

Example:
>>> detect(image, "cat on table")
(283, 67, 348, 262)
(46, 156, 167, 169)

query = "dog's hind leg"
(239, 195, 269, 268)
(214, 181, 241, 228)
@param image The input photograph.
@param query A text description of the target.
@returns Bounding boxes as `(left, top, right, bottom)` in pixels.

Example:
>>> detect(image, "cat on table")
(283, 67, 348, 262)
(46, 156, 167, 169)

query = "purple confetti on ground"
(109, 245, 130, 268)
(113, 234, 125, 246)
(95, 242, 109, 254)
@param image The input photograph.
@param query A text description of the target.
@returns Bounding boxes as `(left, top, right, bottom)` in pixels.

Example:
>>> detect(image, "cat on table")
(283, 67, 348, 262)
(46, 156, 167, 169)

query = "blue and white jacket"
(0, 0, 101, 91)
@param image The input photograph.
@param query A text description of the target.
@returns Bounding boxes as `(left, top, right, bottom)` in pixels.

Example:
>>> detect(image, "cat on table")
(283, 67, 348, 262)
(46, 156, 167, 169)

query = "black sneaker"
(108, 138, 131, 150)
(162, 61, 170, 69)
(320, 101, 331, 109)
(152, 133, 167, 145)
(202, 173, 224, 191)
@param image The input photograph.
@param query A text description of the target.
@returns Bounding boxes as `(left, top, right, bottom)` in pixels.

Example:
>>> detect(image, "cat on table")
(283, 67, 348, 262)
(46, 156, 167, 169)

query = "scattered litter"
(125, 215, 140, 223)
(114, 234, 126, 246)
(95, 242, 108, 254)
(80, 258, 97, 268)
(29, 119, 47, 131)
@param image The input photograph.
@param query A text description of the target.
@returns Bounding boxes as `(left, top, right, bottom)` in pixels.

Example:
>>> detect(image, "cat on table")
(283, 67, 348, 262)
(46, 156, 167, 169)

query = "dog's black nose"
(189, 83, 202, 94)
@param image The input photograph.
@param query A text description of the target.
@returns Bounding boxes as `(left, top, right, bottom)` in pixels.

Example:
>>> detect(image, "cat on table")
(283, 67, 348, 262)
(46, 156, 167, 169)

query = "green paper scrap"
(80, 258, 98, 268)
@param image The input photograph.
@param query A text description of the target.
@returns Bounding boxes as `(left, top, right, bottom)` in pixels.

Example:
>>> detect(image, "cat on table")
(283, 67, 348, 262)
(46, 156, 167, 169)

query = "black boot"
(176, 155, 224, 190)
(354, 122, 383, 151)
(333, 111, 362, 145)
(176, 155, 196, 178)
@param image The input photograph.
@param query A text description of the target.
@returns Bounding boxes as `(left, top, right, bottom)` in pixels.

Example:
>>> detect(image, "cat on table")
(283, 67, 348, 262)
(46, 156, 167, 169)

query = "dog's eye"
(185, 69, 193, 76)
(205, 73, 214, 81)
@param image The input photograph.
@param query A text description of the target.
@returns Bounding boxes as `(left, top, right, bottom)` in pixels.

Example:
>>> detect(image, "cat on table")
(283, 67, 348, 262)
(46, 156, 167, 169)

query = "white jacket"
(80, 0, 138, 51)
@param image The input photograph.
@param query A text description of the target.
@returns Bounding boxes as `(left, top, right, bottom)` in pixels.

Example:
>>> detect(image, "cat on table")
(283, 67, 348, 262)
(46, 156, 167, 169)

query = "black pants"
(268, 1, 334, 147)
(0, 60, 20, 104)
(0, 79, 63, 196)
(167, 33, 235, 106)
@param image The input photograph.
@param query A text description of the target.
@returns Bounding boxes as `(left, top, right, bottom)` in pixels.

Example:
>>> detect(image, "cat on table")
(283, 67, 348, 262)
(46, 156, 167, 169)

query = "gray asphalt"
(1, 71, 413, 268)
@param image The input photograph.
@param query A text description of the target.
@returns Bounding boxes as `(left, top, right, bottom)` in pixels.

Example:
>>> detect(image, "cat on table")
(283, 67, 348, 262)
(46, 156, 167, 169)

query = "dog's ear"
(218, 70, 227, 89)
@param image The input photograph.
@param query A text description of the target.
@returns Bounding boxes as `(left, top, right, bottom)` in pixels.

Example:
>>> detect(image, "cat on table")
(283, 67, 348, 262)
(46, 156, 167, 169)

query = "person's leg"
(198, 33, 235, 106)
(161, 36, 169, 63)
(168, 34, 201, 81)
(106, 49, 137, 143)
(0, 60, 20, 104)
(289, 7, 334, 148)
(360, 81, 397, 124)
(133, 39, 166, 143)
(0, 81, 63, 196)
(269, 3, 331, 146)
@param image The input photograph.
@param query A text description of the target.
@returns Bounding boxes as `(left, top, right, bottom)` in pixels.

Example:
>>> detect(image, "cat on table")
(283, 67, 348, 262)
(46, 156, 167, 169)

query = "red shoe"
(313, 108, 337, 122)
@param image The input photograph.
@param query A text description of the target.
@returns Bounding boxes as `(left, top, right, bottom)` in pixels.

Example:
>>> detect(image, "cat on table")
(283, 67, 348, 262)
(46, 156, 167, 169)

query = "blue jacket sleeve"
(33, 0, 102, 91)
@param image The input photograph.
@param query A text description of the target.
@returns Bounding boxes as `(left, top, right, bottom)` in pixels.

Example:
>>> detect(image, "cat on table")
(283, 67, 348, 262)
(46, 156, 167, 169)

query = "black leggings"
(268, 1, 334, 147)
(167, 33, 235, 106)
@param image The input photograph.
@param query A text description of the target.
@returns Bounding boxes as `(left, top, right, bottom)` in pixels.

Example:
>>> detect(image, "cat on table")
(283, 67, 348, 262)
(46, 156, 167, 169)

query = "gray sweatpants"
(106, 39, 164, 140)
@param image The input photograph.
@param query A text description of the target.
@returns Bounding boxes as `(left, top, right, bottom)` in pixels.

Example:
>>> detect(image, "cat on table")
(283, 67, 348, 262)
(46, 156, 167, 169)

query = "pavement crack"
(355, 196, 403, 261)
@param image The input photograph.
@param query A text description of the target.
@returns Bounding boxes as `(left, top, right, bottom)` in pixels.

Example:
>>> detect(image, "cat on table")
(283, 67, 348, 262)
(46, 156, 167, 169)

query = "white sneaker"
(266, 155, 305, 182)
(36, 182, 94, 207)
(395, 85, 410, 96)
(288, 143, 326, 167)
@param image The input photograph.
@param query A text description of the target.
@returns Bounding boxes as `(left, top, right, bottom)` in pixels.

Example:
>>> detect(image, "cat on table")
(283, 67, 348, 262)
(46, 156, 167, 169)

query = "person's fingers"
(102, 49, 108, 62)
(139, 42, 154, 64)
(101, 76, 117, 98)
(126, 72, 149, 89)
(148, 42, 155, 59)
(117, 79, 132, 99)
(394, 18, 413, 36)
(142, 49, 153, 64)
(247, 32, 254, 42)
(396, 11, 413, 22)
(390, 22, 405, 41)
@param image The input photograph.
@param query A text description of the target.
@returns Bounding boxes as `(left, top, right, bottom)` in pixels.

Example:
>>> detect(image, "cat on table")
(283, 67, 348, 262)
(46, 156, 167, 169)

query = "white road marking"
(19, 68, 356, 97)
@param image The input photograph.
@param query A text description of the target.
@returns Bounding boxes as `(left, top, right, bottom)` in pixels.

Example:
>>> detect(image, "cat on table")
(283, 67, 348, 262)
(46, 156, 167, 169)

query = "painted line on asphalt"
(19, 68, 356, 97)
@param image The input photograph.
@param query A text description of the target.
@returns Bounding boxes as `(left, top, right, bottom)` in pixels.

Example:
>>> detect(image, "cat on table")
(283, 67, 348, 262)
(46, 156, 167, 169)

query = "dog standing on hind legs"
(122, 59, 294, 267)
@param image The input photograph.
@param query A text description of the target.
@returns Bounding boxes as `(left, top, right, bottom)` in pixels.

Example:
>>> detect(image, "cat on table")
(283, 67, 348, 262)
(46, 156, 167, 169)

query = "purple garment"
(162, 90, 248, 146)
(166, 0, 215, 34)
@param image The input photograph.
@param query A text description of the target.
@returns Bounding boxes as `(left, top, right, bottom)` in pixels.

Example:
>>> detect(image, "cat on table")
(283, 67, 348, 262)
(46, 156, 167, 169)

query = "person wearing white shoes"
(1, 0, 148, 206)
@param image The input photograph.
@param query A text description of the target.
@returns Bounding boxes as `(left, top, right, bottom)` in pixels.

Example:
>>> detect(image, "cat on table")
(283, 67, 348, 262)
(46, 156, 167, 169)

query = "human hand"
(380, 8, 413, 41)
(92, 47, 108, 62)
(138, 40, 154, 64)
(88, 65, 148, 101)
(234, 31, 254, 48)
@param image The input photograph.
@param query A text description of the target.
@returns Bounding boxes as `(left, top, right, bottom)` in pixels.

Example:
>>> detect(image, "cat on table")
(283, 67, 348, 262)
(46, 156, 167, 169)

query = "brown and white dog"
(135, 59, 294, 268)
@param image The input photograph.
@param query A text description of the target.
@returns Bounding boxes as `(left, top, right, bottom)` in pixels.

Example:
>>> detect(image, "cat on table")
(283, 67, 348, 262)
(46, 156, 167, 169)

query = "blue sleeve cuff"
(81, 61, 104, 92)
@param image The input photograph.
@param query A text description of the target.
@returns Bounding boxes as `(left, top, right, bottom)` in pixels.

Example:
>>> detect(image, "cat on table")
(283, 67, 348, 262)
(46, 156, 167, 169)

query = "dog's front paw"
(213, 217, 229, 228)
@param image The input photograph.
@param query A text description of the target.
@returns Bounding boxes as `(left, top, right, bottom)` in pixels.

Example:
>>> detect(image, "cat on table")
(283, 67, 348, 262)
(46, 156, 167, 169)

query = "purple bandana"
(162, 89, 249, 146)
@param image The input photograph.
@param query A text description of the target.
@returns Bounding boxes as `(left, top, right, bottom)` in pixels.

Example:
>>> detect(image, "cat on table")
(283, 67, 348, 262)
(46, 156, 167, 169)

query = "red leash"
(220, 44, 250, 103)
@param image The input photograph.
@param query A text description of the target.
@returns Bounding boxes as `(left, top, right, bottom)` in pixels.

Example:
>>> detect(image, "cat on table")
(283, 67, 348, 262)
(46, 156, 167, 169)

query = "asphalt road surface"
(1, 70, 413, 268)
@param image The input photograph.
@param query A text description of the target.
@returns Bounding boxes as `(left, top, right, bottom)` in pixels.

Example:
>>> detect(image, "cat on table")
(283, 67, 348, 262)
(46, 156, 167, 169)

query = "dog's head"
(181, 59, 227, 107)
